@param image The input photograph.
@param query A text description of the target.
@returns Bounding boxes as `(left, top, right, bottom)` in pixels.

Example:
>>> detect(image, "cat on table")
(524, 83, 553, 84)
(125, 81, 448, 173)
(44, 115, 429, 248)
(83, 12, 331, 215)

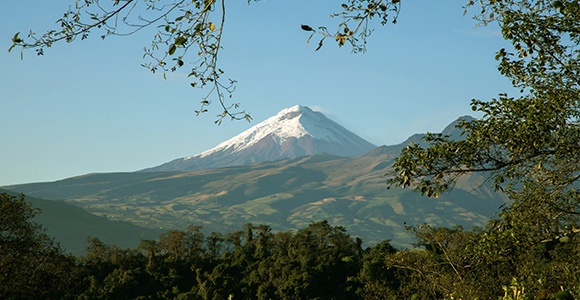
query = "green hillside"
(4, 149, 506, 248)
(0, 188, 160, 255)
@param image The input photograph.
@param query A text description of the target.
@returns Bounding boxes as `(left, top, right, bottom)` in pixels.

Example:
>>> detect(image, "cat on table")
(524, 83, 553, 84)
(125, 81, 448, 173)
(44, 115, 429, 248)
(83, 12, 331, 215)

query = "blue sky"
(1, 1, 515, 186)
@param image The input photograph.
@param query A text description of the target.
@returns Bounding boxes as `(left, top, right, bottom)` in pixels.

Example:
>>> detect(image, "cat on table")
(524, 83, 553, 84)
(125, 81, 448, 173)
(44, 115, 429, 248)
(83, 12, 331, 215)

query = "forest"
(1, 192, 578, 300)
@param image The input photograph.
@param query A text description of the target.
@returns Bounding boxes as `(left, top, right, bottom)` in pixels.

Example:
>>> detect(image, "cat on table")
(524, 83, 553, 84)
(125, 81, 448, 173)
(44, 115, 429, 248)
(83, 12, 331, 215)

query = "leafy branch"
(8, 0, 251, 124)
(9, 0, 404, 123)
(302, 0, 401, 52)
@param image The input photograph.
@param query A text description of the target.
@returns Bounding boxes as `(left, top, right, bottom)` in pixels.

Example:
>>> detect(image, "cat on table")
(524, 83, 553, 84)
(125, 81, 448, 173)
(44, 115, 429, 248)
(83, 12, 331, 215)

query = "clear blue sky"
(1, 1, 515, 186)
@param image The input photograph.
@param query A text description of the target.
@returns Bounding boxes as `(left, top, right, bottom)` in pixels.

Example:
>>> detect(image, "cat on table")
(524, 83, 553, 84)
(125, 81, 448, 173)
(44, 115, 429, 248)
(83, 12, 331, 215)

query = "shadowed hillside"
(0, 188, 160, 255)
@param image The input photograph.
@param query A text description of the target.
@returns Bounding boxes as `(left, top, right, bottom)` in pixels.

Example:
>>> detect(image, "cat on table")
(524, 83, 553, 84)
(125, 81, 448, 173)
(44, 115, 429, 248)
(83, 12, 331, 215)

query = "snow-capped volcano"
(142, 105, 377, 172)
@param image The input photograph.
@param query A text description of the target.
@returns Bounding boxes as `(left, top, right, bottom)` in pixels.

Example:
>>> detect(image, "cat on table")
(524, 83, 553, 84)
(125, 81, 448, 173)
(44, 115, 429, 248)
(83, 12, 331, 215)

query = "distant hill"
(3, 114, 502, 248)
(141, 105, 376, 172)
(0, 188, 160, 255)
(4, 138, 506, 248)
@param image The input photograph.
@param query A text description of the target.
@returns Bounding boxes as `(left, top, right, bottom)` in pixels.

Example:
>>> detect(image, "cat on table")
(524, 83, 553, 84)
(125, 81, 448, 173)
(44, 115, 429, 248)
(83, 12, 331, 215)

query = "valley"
(5, 151, 505, 249)
(3, 106, 503, 249)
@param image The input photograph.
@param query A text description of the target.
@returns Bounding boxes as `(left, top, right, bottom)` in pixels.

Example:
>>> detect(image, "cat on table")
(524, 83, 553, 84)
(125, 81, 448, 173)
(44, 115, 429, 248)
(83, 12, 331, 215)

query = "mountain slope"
(0, 188, 160, 255)
(5, 142, 505, 248)
(3, 115, 503, 248)
(142, 105, 376, 172)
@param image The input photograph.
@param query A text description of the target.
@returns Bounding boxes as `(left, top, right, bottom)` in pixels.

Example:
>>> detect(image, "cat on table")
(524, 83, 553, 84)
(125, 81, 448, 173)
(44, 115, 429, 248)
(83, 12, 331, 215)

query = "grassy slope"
(0, 188, 160, 255)
(4, 150, 506, 248)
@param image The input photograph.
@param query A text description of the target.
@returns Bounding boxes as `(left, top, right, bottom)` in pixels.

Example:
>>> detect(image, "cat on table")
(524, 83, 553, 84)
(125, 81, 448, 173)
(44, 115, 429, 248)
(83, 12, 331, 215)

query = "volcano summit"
(143, 105, 377, 172)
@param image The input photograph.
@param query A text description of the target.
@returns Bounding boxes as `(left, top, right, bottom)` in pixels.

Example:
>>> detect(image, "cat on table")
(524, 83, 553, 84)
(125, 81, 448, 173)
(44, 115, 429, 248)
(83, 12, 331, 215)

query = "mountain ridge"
(4, 115, 505, 248)
(2, 114, 494, 249)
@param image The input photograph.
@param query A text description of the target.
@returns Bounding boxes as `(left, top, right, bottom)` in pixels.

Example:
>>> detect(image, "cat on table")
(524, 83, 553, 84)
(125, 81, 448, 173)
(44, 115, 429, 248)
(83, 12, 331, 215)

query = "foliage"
(381, 1, 580, 297)
(364, 221, 580, 299)
(386, 0, 580, 249)
(69, 220, 367, 299)
(303, 0, 400, 52)
(3, 193, 580, 299)
(79, 220, 580, 299)
(0, 193, 76, 300)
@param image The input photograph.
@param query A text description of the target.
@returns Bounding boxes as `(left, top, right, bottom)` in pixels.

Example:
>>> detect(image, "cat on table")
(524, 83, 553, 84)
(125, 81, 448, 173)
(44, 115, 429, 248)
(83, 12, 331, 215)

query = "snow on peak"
(188, 105, 362, 159)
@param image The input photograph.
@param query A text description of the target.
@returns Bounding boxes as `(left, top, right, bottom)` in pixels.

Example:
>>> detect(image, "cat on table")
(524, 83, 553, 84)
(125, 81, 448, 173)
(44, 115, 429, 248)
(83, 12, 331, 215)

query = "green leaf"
(12, 32, 23, 44)
(168, 44, 176, 55)
(174, 36, 187, 46)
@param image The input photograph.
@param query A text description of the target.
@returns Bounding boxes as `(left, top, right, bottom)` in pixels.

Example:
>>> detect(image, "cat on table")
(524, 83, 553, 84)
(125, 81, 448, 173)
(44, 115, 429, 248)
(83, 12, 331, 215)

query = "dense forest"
(1, 192, 578, 300)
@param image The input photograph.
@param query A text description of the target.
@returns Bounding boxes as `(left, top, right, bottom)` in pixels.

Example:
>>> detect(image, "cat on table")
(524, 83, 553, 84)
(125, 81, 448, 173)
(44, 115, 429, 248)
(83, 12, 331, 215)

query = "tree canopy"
(387, 0, 580, 243)
(2, 197, 579, 299)
(0, 193, 75, 299)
